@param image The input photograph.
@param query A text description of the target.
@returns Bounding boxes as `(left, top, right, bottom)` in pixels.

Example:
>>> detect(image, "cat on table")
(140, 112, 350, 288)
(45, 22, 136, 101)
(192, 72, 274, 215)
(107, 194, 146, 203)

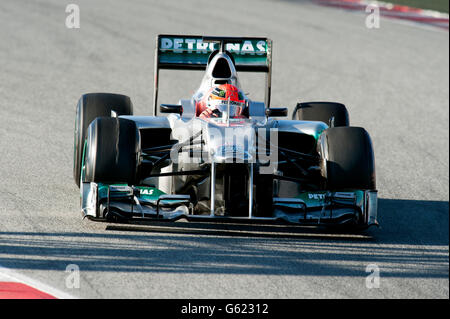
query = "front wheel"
(73, 93, 133, 187)
(318, 126, 376, 190)
(83, 117, 139, 185)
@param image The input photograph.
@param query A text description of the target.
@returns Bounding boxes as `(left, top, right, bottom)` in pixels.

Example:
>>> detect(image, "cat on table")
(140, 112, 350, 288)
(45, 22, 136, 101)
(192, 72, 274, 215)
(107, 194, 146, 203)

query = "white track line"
(0, 265, 76, 299)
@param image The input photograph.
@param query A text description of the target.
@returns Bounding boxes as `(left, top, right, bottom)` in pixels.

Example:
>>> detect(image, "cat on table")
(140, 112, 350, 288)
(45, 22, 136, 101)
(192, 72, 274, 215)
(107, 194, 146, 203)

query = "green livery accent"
(296, 190, 364, 207)
(79, 140, 87, 198)
(315, 126, 327, 141)
(97, 184, 166, 202)
(134, 186, 165, 200)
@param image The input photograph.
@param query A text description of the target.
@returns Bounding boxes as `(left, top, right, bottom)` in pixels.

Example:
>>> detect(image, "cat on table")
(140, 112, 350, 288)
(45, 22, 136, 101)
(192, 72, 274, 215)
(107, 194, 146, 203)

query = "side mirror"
(266, 107, 288, 117)
(160, 104, 183, 114)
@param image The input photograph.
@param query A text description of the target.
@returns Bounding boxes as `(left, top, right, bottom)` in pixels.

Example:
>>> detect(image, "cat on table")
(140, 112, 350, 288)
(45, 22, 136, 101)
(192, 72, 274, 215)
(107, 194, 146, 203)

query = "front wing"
(81, 182, 378, 229)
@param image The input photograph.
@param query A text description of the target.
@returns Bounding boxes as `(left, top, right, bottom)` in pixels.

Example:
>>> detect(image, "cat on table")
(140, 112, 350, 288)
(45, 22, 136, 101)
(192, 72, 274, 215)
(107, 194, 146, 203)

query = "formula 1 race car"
(73, 35, 378, 229)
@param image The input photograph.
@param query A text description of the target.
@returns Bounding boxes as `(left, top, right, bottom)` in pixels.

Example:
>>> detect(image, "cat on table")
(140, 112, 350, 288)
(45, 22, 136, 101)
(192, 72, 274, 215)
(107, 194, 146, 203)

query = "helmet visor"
(208, 99, 245, 118)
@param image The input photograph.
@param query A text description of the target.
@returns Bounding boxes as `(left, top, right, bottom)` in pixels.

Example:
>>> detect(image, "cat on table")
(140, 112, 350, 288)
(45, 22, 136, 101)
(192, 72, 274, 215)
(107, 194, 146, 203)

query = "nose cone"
(204, 123, 256, 163)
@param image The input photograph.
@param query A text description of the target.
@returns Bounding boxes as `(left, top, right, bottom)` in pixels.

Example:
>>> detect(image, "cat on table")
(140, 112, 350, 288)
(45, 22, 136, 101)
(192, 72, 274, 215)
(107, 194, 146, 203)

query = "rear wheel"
(73, 93, 133, 187)
(293, 102, 349, 127)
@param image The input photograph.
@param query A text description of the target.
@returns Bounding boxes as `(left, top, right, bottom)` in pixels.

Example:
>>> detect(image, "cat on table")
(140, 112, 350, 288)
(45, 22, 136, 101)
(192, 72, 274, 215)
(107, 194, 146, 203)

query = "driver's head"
(198, 84, 246, 119)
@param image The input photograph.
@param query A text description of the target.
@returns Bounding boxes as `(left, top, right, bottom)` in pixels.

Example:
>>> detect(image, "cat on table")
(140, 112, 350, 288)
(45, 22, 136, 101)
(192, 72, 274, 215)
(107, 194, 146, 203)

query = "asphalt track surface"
(0, 0, 448, 299)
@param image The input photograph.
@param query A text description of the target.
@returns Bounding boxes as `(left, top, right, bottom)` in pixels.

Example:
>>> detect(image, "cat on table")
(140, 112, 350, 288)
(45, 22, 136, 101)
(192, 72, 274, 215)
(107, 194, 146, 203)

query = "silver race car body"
(76, 35, 378, 229)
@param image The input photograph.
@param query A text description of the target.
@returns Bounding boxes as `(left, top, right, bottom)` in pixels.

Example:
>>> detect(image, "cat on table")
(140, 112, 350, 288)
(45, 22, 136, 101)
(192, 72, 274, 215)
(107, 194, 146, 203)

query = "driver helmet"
(198, 84, 246, 119)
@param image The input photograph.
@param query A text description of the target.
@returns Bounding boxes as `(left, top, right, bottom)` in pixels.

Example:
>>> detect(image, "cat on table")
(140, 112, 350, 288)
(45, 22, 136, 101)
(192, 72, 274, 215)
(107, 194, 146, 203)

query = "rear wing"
(153, 34, 273, 115)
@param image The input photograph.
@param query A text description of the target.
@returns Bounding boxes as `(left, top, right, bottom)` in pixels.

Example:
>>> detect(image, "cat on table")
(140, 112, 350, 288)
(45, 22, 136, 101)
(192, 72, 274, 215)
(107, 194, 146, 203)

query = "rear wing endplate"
(153, 34, 273, 115)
